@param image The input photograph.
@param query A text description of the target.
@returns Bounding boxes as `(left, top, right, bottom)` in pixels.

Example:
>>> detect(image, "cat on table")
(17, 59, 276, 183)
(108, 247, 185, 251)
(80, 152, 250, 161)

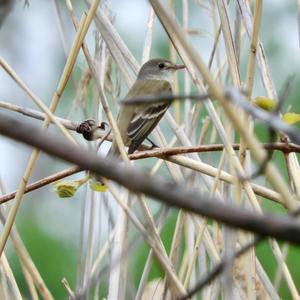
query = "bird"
(107, 58, 185, 157)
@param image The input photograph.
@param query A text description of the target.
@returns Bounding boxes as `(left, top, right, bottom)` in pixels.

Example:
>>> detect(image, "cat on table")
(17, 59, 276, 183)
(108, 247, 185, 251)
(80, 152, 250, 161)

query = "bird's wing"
(125, 80, 172, 154)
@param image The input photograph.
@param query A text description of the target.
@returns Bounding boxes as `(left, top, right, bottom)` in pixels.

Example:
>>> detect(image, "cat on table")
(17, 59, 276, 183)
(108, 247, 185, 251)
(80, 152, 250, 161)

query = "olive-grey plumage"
(108, 58, 184, 157)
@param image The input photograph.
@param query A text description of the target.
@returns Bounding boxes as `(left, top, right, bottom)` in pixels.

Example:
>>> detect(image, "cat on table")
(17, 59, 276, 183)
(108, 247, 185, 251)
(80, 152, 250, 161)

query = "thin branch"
(71, 0, 129, 162)
(0, 166, 82, 204)
(4, 89, 300, 149)
(0, 100, 112, 141)
(1, 113, 300, 244)
(0, 0, 101, 258)
(4, 97, 300, 157)
(225, 88, 300, 145)
(129, 142, 300, 160)
(0, 57, 76, 144)
(1, 142, 287, 206)
(4, 93, 300, 153)
(208, 25, 222, 70)
(149, 0, 296, 211)
(0, 100, 78, 130)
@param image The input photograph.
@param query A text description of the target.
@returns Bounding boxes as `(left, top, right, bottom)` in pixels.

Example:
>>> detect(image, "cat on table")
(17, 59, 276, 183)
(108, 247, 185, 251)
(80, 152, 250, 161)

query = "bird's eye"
(158, 63, 165, 69)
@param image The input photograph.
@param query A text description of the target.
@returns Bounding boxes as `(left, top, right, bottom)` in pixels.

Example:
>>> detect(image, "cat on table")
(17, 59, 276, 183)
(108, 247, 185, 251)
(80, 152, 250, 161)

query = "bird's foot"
(146, 138, 160, 149)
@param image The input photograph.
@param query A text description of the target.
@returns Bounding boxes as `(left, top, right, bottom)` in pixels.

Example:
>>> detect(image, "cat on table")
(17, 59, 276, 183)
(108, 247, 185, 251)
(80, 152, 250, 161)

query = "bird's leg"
(146, 138, 159, 149)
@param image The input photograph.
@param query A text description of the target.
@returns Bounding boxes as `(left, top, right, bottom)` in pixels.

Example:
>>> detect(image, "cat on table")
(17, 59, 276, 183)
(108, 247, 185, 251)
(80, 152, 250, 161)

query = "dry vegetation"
(0, 0, 300, 299)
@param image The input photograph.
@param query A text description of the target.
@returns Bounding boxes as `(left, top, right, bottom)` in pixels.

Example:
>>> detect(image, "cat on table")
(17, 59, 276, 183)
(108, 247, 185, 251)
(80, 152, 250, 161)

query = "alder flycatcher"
(108, 58, 185, 157)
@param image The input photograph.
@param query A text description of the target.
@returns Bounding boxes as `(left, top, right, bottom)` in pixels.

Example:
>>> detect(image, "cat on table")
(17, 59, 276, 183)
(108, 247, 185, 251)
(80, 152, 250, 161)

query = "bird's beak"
(173, 64, 185, 70)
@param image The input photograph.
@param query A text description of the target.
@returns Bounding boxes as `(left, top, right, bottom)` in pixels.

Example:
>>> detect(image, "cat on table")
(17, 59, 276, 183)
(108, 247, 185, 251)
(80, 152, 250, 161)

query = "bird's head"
(137, 58, 185, 82)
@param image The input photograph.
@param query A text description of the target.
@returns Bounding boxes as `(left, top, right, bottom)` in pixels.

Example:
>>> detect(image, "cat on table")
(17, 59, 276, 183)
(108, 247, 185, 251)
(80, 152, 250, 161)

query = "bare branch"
(129, 142, 300, 160)
(1, 113, 300, 244)
(1, 142, 291, 206)
(0, 166, 82, 204)
(0, 100, 78, 130)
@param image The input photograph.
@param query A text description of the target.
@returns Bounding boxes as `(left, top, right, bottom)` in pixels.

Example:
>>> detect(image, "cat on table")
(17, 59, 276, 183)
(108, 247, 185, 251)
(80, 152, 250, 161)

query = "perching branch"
(4, 90, 300, 150)
(2, 99, 300, 155)
(1, 142, 290, 205)
(129, 142, 300, 160)
(1, 112, 300, 244)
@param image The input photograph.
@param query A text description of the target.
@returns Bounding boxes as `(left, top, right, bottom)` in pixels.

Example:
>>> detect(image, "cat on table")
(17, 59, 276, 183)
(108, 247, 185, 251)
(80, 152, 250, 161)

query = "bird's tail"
(92, 142, 120, 187)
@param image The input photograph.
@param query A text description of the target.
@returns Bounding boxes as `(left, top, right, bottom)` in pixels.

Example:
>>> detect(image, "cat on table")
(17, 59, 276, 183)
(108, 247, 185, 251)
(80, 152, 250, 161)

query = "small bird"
(108, 58, 185, 157)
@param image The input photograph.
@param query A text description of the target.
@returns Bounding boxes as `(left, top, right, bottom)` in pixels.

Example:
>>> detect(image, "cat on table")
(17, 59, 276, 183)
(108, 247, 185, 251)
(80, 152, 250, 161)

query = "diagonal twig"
(1, 112, 300, 244)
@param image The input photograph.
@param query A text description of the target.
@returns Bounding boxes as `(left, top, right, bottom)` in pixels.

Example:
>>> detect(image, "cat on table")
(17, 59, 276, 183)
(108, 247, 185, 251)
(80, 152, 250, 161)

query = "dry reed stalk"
(95, 3, 298, 296)
(237, 0, 277, 99)
(145, 12, 300, 296)
(1, 1, 299, 299)
(273, 243, 289, 292)
(149, 0, 296, 209)
(216, 1, 243, 295)
(182, 0, 193, 127)
(104, 180, 186, 297)
(135, 207, 169, 300)
(61, 277, 76, 299)
(237, 0, 262, 297)
(66, 6, 133, 297)
(141, 6, 154, 64)
(0, 168, 62, 297)
(0, 101, 79, 130)
(149, 1, 299, 298)
(68, 2, 129, 163)
(216, 0, 241, 86)
(21, 264, 39, 300)
(0, 209, 53, 300)
(181, 145, 226, 291)
(0, 254, 22, 300)
(0, 58, 76, 143)
(0, 2, 101, 299)
(168, 0, 181, 124)
(53, 0, 70, 57)
(86, 4, 190, 297)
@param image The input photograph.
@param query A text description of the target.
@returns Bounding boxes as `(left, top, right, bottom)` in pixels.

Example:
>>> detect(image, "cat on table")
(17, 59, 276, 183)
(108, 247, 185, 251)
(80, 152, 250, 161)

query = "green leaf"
(54, 177, 87, 198)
